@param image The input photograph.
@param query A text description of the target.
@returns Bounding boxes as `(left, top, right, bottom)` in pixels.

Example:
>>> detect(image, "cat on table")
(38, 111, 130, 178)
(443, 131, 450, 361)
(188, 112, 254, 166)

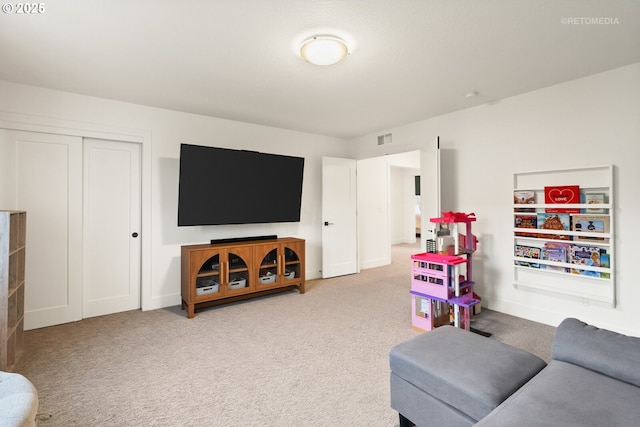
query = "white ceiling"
(1, 1, 639, 139)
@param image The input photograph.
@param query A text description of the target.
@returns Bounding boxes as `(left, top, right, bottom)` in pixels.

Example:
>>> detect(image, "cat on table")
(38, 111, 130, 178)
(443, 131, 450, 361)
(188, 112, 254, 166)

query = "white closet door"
(82, 139, 141, 318)
(2, 130, 83, 329)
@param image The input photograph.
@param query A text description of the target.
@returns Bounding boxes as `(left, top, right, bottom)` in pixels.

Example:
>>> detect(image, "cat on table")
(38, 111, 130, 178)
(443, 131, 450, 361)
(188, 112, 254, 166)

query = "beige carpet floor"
(16, 243, 556, 427)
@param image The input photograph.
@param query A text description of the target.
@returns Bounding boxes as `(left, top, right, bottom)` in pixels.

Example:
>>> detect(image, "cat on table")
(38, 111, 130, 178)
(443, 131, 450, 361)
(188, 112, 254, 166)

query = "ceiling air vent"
(377, 133, 392, 145)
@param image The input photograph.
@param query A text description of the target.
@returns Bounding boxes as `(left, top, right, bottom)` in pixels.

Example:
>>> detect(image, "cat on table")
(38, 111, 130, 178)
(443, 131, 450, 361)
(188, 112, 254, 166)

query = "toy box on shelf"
(410, 212, 481, 332)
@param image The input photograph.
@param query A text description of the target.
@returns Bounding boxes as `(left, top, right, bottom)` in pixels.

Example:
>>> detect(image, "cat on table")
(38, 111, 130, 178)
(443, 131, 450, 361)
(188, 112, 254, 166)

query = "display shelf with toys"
(410, 212, 482, 332)
(512, 166, 615, 306)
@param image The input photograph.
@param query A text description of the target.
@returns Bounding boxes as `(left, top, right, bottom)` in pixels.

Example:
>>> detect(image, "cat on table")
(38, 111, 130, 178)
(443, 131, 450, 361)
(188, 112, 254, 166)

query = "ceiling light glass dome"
(300, 36, 349, 66)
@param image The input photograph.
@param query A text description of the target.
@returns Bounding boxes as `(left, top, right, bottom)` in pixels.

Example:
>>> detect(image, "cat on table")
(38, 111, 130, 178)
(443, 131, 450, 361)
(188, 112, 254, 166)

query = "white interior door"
(420, 137, 441, 250)
(83, 139, 141, 318)
(321, 157, 357, 278)
(1, 130, 83, 329)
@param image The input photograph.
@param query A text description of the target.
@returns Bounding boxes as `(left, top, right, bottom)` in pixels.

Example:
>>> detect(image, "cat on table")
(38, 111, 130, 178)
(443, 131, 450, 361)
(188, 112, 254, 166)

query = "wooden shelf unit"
(1, 211, 26, 372)
(181, 237, 305, 318)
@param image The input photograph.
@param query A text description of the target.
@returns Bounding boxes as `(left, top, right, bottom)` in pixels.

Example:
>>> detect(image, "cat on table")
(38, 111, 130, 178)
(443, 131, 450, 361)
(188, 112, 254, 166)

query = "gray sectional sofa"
(390, 318, 640, 427)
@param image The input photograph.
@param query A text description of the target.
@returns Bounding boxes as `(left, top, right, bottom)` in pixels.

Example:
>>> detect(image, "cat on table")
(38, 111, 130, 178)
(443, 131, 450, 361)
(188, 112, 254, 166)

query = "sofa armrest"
(552, 318, 640, 387)
(0, 372, 38, 427)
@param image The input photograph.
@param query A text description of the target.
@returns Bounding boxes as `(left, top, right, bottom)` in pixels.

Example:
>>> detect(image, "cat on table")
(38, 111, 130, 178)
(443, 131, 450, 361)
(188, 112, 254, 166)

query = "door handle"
(132, 232, 139, 238)
(324, 221, 334, 226)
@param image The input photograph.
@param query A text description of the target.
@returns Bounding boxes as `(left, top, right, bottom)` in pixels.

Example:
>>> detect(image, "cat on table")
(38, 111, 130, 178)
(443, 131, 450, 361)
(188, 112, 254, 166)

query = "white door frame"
(0, 112, 152, 318)
(419, 137, 441, 251)
(322, 138, 440, 276)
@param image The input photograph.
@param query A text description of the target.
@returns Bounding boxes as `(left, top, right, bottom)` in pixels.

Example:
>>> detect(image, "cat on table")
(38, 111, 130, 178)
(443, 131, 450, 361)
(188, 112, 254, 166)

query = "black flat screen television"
(177, 144, 305, 226)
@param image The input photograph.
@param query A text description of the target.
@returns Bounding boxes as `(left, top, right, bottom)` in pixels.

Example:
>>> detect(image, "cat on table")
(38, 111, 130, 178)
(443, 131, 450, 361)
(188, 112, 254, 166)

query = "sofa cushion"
(390, 372, 476, 427)
(475, 360, 640, 427)
(389, 326, 546, 421)
(552, 317, 640, 387)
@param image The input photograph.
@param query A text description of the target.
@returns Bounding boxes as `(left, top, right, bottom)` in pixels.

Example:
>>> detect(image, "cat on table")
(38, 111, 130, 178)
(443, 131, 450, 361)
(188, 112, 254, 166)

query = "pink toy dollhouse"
(410, 212, 481, 332)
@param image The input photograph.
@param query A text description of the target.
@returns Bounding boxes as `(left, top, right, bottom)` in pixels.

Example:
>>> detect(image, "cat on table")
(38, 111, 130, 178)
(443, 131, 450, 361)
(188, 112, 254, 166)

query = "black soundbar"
(210, 235, 277, 245)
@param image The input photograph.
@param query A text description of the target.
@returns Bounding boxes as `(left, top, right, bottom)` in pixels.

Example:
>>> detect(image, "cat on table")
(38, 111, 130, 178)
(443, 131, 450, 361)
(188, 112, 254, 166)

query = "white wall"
(2, 62, 638, 335)
(388, 151, 420, 245)
(357, 156, 390, 269)
(356, 151, 420, 269)
(389, 167, 413, 245)
(0, 81, 348, 311)
(348, 62, 640, 336)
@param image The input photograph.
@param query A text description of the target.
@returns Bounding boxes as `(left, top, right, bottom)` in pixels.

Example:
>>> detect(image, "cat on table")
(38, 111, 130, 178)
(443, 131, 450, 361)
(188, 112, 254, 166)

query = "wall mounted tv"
(177, 144, 305, 226)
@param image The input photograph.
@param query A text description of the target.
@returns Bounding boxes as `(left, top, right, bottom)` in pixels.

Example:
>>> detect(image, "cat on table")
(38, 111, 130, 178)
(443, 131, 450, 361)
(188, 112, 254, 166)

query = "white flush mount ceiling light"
(300, 35, 349, 66)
